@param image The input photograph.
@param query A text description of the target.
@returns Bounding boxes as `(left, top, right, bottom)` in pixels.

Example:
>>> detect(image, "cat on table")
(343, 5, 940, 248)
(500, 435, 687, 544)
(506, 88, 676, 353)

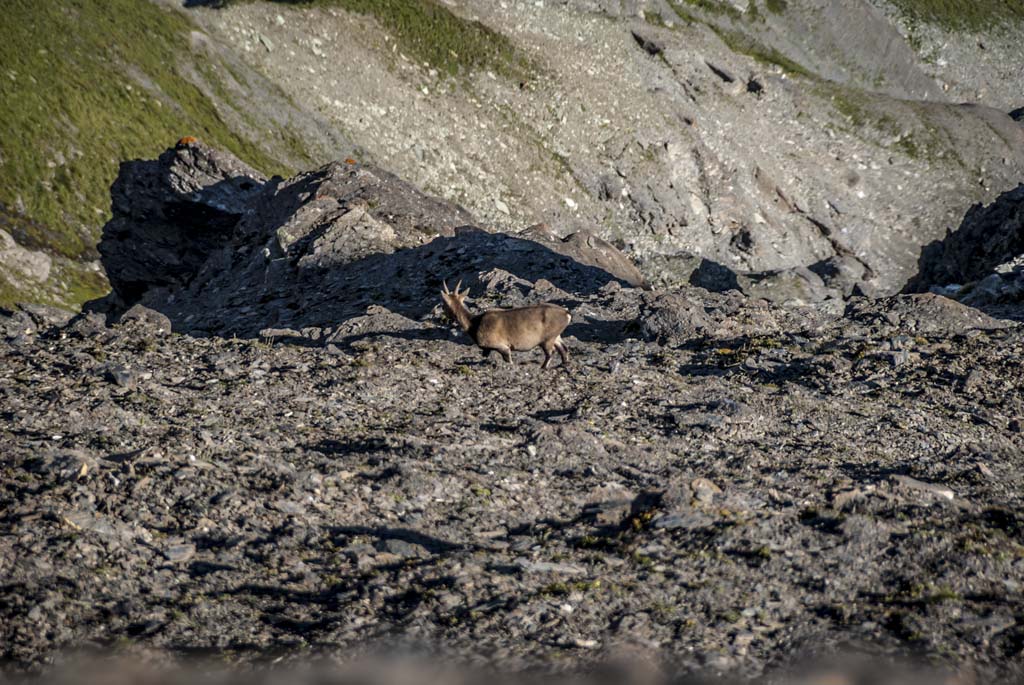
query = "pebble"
(691, 477, 721, 504)
(163, 543, 196, 564)
(515, 559, 586, 575)
(652, 511, 713, 530)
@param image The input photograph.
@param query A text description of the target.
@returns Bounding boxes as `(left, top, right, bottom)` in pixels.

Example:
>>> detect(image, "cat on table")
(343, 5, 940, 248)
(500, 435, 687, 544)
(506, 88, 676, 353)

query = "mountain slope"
(3, 0, 1023, 308)
(0, 0, 355, 309)
(186, 0, 1024, 298)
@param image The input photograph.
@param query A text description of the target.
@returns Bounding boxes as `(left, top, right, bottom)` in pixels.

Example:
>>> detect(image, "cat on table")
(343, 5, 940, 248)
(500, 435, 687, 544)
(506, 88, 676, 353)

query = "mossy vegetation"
(666, 0, 813, 77)
(0, 1, 294, 254)
(0, 204, 108, 309)
(665, 0, 705, 24)
(815, 82, 966, 166)
(673, 0, 744, 19)
(217, 0, 533, 79)
(886, 0, 1024, 31)
(0, 1, 309, 307)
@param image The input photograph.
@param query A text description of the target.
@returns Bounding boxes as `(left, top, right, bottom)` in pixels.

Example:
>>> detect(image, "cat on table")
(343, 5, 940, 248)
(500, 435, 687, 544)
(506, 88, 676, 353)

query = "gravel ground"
(2, 288, 1023, 682)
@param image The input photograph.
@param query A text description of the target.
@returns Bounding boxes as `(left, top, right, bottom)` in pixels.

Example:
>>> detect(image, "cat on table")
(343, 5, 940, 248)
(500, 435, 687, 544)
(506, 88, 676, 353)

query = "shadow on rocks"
(89, 142, 642, 347)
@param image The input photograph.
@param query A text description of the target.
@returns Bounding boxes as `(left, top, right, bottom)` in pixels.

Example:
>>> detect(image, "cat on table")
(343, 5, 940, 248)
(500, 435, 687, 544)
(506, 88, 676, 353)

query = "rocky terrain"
(4, 1, 1024, 681)
(3, 141, 1024, 682)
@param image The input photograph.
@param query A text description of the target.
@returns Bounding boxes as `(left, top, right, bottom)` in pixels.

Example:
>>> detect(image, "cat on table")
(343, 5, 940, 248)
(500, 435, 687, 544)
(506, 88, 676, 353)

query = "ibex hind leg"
(555, 337, 570, 367)
(540, 341, 556, 370)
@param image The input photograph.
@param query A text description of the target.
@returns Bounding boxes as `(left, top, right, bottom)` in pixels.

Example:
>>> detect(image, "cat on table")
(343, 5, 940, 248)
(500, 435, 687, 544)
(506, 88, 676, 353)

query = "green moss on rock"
(886, 0, 1024, 31)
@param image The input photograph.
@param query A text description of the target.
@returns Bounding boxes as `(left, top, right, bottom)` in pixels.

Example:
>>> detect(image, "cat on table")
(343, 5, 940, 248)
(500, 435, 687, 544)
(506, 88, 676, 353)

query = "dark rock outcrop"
(98, 142, 267, 305)
(844, 293, 1010, 335)
(908, 184, 1024, 291)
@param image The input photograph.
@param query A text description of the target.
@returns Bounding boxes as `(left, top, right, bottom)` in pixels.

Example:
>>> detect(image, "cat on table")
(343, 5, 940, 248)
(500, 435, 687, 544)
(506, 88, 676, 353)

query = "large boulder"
(844, 293, 1010, 335)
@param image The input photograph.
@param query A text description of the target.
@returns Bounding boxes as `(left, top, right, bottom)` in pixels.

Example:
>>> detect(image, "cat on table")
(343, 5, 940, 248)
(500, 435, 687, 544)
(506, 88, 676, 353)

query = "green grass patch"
(217, 0, 532, 79)
(666, 1, 700, 24)
(0, 0, 308, 305)
(0, 1, 293, 257)
(672, 0, 743, 19)
(766, 0, 788, 13)
(0, 273, 24, 311)
(643, 10, 668, 27)
(64, 265, 109, 305)
(815, 82, 965, 165)
(887, 0, 1024, 31)
(666, 0, 813, 76)
(0, 202, 70, 257)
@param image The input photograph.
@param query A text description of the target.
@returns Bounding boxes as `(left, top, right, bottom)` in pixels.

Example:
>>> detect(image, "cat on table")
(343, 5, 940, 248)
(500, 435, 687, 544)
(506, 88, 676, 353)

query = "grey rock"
(738, 267, 837, 305)
(98, 141, 267, 306)
(102, 364, 135, 388)
(691, 477, 721, 504)
(639, 290, 712, 342)
(515, 559, 587, 576)
(908, 184, 1024, 293)
(163, 543, 196, 564)
(0, 229, 51, 284)
(652, 511, 714, 530)
(118, 304, 172, 334)
(18, 304, 75, 329)
(845, 293, 1011, 335)
(631, 29, 664, 56)
(32, 450, 99, 482)
(377, 538, 428, 559)
(810, 255, 870, 298)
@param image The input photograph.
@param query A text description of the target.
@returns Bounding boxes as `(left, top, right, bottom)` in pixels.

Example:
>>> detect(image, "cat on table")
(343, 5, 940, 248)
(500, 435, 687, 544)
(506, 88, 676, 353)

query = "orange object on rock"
(176, 136, 199, 148)
(344, 157, 357, 165)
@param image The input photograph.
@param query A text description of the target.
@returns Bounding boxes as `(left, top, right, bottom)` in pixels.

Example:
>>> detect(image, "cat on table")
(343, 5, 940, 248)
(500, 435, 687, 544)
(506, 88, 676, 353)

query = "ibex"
(440, 280, 571, 369)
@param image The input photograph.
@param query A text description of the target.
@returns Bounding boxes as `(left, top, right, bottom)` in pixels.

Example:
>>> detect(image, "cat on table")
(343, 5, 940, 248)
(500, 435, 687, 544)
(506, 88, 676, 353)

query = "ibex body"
(440, 281, 571, 369)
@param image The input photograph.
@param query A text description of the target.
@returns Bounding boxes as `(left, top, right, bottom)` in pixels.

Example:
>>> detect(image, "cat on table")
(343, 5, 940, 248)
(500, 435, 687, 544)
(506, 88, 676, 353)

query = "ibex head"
(440, 280, 472, 329)
(440, 279, 466, 308)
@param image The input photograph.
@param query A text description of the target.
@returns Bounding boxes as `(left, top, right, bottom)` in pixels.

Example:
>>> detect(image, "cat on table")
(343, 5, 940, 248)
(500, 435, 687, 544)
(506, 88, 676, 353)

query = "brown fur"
(440, 280, 571, 369)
